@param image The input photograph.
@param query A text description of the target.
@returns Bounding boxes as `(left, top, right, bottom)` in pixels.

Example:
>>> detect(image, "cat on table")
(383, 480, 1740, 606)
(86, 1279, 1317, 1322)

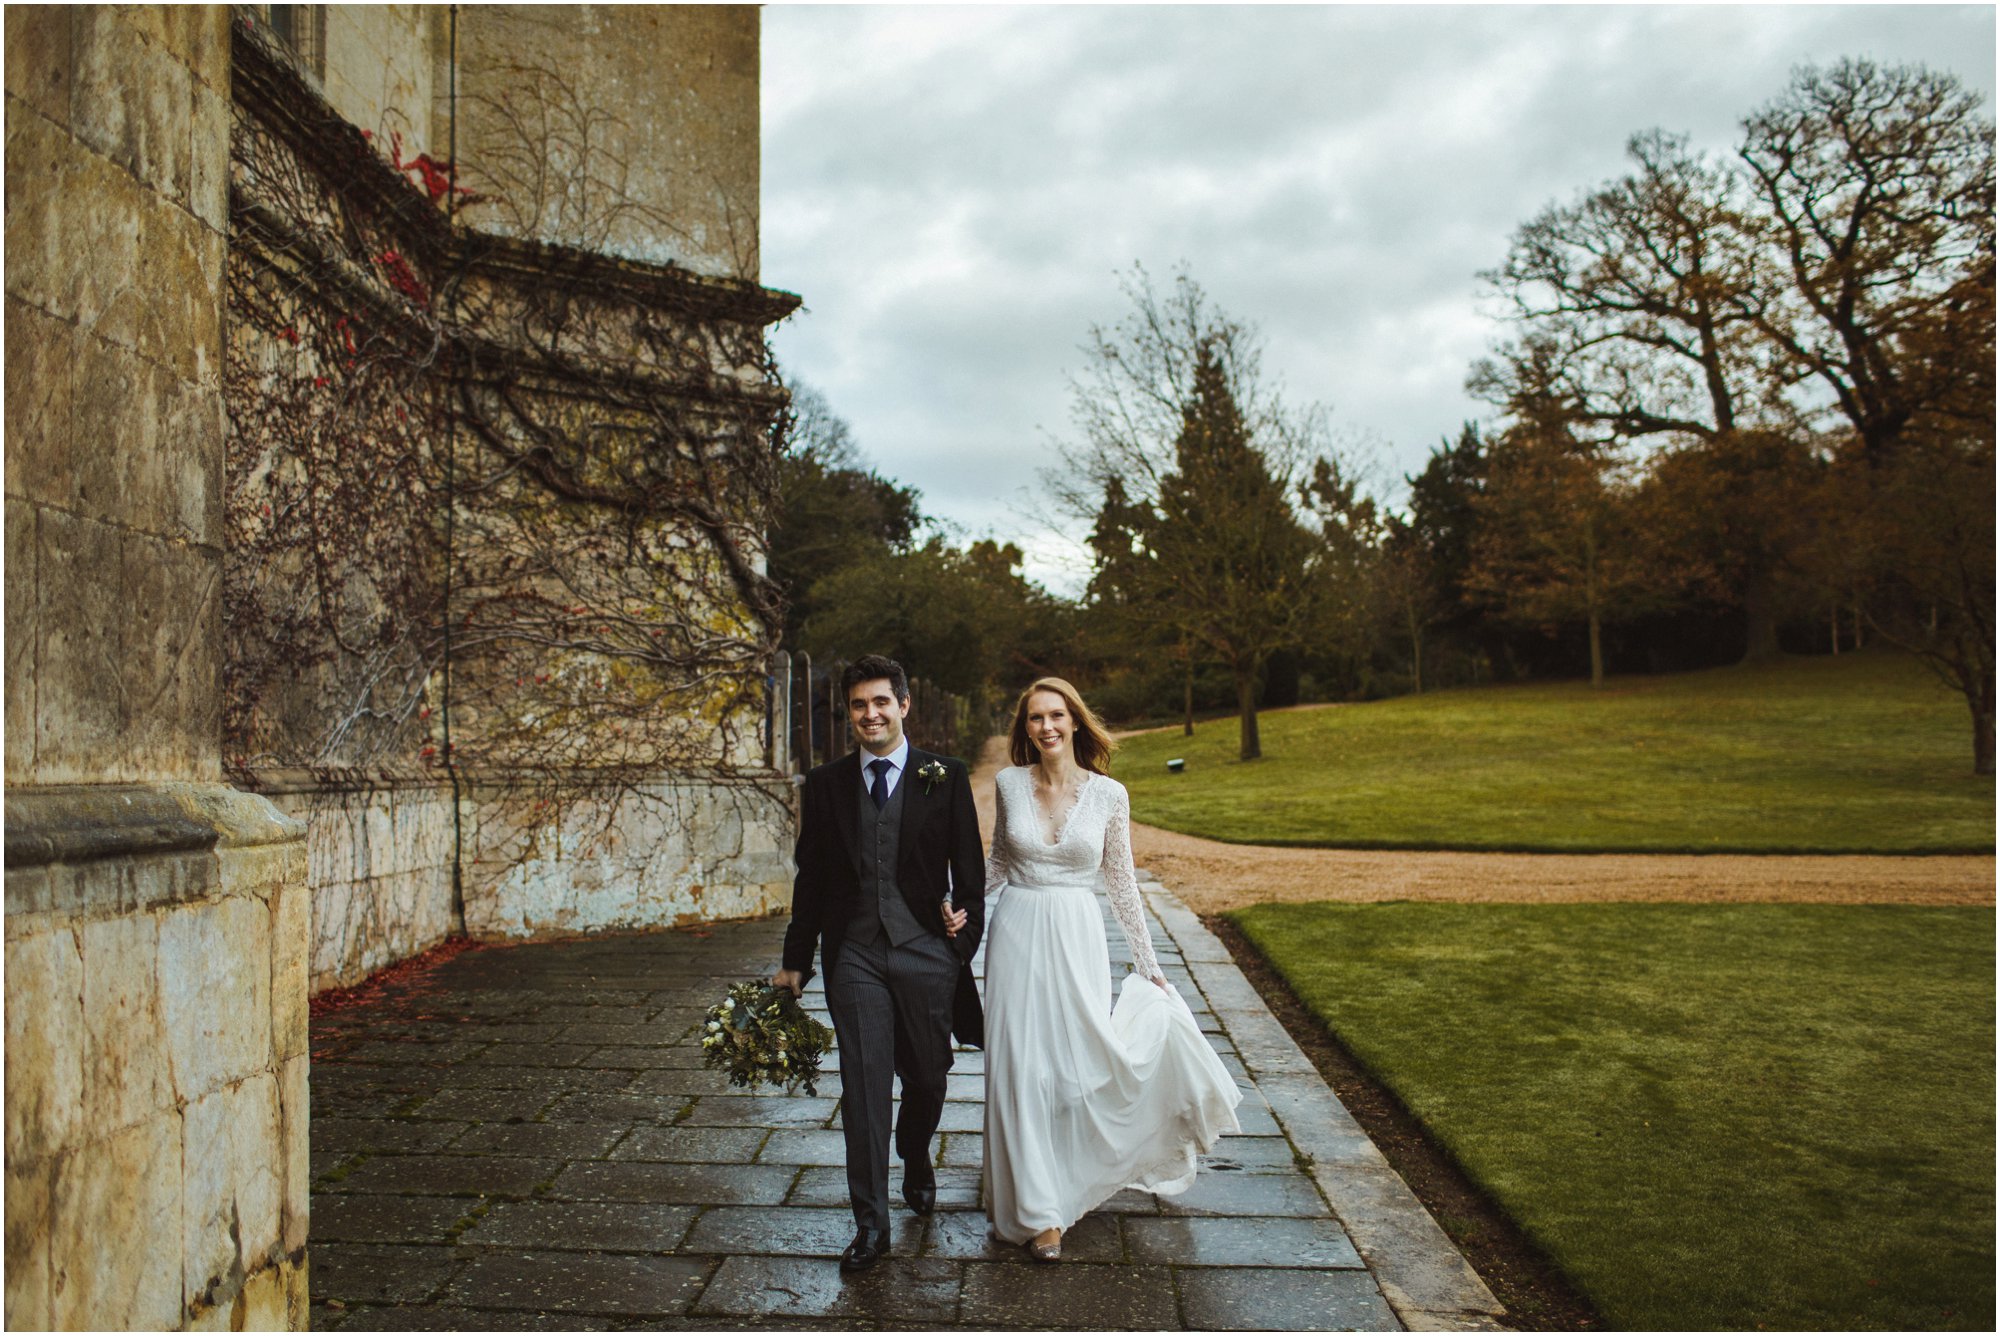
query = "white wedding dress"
(981, 766, 1242, 1244)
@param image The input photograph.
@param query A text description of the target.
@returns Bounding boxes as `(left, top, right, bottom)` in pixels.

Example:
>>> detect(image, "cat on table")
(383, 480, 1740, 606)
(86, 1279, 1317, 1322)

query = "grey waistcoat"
(849, 762, 928, 947)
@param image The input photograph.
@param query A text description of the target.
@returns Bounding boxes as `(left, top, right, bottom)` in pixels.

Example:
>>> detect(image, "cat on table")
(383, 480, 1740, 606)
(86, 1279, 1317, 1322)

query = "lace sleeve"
(983, 772, 1011, 908)
(1100, 782, 1161, 982)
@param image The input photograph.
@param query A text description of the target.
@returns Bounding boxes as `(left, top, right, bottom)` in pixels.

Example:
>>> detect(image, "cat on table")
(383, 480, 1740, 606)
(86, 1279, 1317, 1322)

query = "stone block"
(279, 1053, 310, 1254)
(271, 877, 310, 1061)
(159, 6, 231, 84)
(119, 528, 222, 780)
(187, 78, 230, 232)
(4, 297, 77, 510)
(81, 909, 173, 1135)
(183, 1073, 284, 1311)
(33, 507, 124, 781)
(51, 1112, 184, 1329)
(71, 6, 195, 208)
(4, 1161, 53, 1329)
(160, 894, 272, 1101)
(285, 1252, 310, 1331)
(4, 926, 84, 1160)
(4, 6, 73, 127)
(5, 498, 36, 778)
(238, 1258, 289, 1331)
(2, 108, 87, 322)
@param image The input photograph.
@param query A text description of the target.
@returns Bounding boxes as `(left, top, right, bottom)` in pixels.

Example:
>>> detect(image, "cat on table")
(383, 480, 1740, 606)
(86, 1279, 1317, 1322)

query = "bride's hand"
(941, 900, 969, 938)
(1149, 974, 1168, 990)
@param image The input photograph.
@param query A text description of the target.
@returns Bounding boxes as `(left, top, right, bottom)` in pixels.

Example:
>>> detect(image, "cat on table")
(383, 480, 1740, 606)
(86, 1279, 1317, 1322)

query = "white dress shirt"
(860, 737, 910, 801)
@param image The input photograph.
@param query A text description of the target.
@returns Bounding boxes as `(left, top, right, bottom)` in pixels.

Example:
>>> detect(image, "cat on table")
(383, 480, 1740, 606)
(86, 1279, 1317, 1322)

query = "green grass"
(1114, 652, 1994, 853)
(1231, 902, 1997, 1332)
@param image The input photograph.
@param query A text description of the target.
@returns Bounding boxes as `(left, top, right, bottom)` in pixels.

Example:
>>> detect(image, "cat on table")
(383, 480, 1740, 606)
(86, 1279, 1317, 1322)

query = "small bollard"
(1167, 758, 1186, 773)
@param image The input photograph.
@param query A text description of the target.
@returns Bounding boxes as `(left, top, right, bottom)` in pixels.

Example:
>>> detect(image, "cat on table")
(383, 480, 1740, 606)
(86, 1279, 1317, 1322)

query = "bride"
(943, 676, 1241, 1261)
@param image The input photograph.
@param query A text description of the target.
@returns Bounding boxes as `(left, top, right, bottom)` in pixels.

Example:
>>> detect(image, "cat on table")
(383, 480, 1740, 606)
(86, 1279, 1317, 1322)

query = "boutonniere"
(917, 760, 948, 795)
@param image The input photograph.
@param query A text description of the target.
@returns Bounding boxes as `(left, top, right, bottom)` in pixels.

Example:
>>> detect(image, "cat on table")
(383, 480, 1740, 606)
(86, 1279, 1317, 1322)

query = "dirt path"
(968, 737, 1995, 912)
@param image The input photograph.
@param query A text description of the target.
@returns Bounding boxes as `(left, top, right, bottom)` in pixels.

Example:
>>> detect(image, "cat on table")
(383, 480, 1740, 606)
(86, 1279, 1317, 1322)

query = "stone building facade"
(5, 5, 794, 1328)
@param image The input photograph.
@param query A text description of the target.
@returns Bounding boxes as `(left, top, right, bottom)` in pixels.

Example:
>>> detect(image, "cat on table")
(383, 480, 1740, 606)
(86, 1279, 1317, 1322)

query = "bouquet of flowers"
(698, 981, 835, 1095)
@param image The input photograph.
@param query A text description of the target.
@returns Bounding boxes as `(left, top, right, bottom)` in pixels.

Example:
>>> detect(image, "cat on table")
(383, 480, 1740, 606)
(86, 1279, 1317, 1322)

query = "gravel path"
(969, 738, 1994, 914)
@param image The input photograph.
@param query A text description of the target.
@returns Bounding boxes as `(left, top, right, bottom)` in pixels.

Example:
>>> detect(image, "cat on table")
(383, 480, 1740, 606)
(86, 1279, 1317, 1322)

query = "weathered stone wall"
(465, 778, 793, 941)
(321, 4, 439, 151)
(448, 5, 763, 278)
(4, 7, 310, 1328)
(224, 10, 798, 996)
(259, 779, 459, 994)
(5, 788, 310, 1330)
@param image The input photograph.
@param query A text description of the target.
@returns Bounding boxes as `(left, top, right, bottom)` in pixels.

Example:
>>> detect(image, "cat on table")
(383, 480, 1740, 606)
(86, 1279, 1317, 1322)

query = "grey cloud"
(763, 4, 1994, 592)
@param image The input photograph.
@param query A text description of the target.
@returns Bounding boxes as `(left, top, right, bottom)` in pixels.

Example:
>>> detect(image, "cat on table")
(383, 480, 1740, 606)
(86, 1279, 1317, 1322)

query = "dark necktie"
(868, 757, 892, 809)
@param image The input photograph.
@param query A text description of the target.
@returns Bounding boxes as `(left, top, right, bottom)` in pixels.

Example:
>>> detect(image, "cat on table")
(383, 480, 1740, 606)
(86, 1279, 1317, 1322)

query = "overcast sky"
(760, 3, 1995, 595)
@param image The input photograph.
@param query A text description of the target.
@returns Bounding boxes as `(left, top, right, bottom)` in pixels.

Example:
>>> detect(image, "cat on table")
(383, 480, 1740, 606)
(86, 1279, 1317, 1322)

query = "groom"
(771, 653, 986, 1273)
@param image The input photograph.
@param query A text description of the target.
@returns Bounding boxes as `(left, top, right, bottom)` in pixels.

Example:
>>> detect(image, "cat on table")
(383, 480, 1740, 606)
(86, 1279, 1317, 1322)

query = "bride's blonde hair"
(1007, 677, 1117, 776)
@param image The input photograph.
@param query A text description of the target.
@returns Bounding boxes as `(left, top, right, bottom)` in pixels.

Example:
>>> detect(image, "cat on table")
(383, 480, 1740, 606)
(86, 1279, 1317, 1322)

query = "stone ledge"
(6, 782, 302, 869)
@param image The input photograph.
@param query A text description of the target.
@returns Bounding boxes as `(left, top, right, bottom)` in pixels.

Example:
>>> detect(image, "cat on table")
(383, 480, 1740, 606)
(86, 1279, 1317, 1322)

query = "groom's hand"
(771, 968, 804, 998)
(940, 900, 969, 938)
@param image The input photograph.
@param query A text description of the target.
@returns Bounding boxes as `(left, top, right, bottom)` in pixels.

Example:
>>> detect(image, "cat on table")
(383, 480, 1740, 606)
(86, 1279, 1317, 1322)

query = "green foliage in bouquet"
(699, 981, 835, 1095)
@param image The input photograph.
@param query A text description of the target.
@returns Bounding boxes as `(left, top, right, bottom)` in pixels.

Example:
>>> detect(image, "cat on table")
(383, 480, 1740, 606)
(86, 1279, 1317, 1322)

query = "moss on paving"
(1231, 901, 1996, 1331)
(1115, 652, 1994, 854)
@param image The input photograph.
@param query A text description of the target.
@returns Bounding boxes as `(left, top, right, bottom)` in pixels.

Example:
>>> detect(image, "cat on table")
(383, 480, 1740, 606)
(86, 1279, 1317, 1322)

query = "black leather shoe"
(840, 1227, 891, 1273)
(902, 1164, 937, 1215)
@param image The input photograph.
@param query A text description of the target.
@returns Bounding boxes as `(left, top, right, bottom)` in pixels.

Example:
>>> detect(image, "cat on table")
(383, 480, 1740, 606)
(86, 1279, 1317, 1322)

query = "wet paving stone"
(406, 1087, 563, 1122)
(312, 1194, 477, 1245)
(313, 1244, 465, 1304)
(445, 1251, 716, 1317)
(307, 906, 1447, 1330)
(1125, 1215, 1362, 1268)
(678, 1205, 913, 1258)
(787, 1165, 980, 1211)
(439, 1064, 639, 1093)
(925, 1209, 1125, 1264)
(678, 1094, 842, 1128)
(1200, 1134, 1304, 1172)
(333, 1154, 560, 1198)
(753, 1128, 851, 1166)
(549, 1160, 798, 1206)
(460, 1199, 699, 1253)
(446, 1121, 626, 1158)
(624, 1066, 751, 1098)
(960, 1261, 1179, 1329)
(557, 1022, 683, 1047)
(541, 1091, 692, 1124)
(691, 1255, 961, 1323)
(1157, 1168, 1331, 1218)
(1175, 1266, 1398, 1331)
(315, 1116, 470, 1156)
(322, 1304, 623, 1330)
(611, 1125, 769, 1163)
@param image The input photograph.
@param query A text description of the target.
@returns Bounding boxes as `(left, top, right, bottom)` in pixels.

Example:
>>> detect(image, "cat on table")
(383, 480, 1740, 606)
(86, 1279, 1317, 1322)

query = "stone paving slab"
(308, 880, 1499, 1329)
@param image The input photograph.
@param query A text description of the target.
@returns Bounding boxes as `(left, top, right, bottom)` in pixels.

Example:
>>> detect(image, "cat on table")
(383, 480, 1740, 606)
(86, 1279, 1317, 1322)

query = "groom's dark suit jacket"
(781, 746, 987, 1046)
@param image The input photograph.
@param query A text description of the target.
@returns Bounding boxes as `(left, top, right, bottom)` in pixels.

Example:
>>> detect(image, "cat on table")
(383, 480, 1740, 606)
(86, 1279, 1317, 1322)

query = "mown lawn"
(1231, 902, 1996, 1332)
(1114, 652, 1993, 853)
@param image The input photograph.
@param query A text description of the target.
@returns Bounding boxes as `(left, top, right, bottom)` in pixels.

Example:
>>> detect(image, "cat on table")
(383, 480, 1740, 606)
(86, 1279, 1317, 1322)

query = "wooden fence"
(766, 651, 972, 774)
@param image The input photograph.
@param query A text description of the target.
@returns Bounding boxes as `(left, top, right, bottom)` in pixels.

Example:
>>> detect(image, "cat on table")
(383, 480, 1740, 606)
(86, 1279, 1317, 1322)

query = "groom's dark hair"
(841, 654, 909, 705)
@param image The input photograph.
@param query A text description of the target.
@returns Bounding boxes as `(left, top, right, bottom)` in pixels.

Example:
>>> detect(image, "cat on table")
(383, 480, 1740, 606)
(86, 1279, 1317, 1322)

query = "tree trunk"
(1740, 563, 1781, 663)
(1406, 596, 1424, 694)
(1235, 668, 1262, 761)
(1183, 655, 1194, 737)
(1586, 528, 1605, 688)
(1830, 604, 1840, 655)
(1971, 676, 1995, 777)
